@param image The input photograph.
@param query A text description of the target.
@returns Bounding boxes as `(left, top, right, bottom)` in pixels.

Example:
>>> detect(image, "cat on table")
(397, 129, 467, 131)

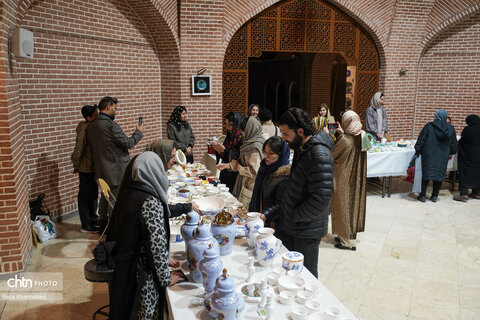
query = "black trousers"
(459, 184, 480, 196)
(78, 172, 99, 228)
(276, 230, 321, 279)
(420, 180, 442, 197)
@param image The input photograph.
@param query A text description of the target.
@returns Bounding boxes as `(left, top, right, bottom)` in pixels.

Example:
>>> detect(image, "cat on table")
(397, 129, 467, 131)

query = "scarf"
(168, 106, 189, 129)
(248, 141, 290, 212)
(370, 92, 383, 135)
(145, 139, 174, 171)
(239, 116, 265, 156)
(132, 151, 171, 217)
(342, 111, 371, 151)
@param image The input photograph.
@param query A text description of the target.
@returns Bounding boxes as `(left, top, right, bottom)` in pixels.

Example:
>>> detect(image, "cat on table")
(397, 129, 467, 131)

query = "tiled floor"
(1, 185, 480, 319)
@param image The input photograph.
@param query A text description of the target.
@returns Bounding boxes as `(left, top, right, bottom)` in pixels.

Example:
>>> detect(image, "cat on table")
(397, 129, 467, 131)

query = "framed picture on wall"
(192, 75, 211, 96)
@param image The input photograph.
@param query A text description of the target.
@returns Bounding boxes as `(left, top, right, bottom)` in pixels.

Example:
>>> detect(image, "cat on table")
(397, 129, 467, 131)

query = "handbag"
(404, 153, 418, 184)
(92, 221, 115, 271)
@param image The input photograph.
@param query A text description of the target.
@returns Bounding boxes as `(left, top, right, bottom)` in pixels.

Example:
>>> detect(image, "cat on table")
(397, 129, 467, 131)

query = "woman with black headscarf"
(167, 106, 195, 163)
(454, 114, 480, 202)
(415, 110, 458, 203)
(212, 112, 244, 192)
(109, 152, 184, 320)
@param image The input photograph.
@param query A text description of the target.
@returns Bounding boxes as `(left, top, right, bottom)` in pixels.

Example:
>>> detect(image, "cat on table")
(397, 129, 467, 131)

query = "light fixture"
(399, 68, 407, 76)
(197, 68, 206, 75)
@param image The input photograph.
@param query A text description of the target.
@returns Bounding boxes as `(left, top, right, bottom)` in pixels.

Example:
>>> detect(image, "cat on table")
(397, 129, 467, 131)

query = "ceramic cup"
(267, 272, 281, 286)
(296, 290, 314, 304)
(305, 300, 321, 314)
(279, 290, 296, 305)
(322, 306, 340, 320)
(290, 306, 308, 320)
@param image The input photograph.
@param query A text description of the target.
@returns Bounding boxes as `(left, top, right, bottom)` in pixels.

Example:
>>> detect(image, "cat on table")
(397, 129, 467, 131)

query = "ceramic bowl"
(272, 266, 285, 276)
(196, 196, 225, 216)
(304, 283, 320, 296)
(305, 300, 321, 314)
(290, 306, 308, 320)
(267, 272, 281, 286)
(282, 251, 304, 272)
(278, 290, 296, 305)
(296, 290, 314, 304)
(217, 183, 227, 189)
(174, 181, 186, 189)
(177, 189, 191, 198)
(277, 275, 305, 293)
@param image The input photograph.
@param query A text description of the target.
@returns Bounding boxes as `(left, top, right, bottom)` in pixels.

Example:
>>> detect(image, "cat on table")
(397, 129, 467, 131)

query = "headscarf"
(248, 140, 290, 212)
(146, 139, 174, 171)
(466, 114, 480, 126)
(318, 104, 335, 123)
(239, 116, 265, 156)
(342, 110, 370, 151)
(168, 106, 189, 128)
(132, 151, 171, 217)
(370, 92, 384, 135)
(434, 109, 448, 122)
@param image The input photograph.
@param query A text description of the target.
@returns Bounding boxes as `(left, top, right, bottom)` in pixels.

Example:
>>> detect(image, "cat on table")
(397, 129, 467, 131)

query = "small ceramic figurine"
(258, 279, 268, 308)
(246, 255, 255, 283)
(266, 294, 274, 320)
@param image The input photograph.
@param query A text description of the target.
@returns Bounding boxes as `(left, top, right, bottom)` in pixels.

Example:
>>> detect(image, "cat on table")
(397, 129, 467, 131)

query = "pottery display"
(186, 220, 220, 283)
(254, 227, 282, 267)
(205, 268, 245, 320)
(282, 251, 304, 272)
(244, 212, 264, 248)
(199, 243, 223, 295)
(180, 209, 200, 253)
(211, 211, 236, 255)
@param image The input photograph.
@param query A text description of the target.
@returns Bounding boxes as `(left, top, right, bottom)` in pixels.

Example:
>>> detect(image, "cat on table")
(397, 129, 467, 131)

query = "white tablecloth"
(166, 236, 358, 320)
(367, 148, 457, 193)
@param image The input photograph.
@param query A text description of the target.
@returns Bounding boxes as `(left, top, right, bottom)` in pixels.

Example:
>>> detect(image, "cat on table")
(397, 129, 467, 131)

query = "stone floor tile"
(361, 286, 411, 315)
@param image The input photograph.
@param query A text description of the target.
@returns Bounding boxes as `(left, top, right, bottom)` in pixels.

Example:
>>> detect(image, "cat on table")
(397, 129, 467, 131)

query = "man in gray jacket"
(277, 107, 334, 278)
(87, 96, 143, 231)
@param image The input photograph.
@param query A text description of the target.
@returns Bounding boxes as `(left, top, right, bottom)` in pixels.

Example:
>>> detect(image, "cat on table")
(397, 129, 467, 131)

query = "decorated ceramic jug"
(187, 220, 220, 283)
(180, 209, 200, 253)
(211, 210, 236, 255)
(206, 268, 245, 320)
(245, 212, 264, 248)
(254, 227, 282, 267)
(199, 243, 223, 296)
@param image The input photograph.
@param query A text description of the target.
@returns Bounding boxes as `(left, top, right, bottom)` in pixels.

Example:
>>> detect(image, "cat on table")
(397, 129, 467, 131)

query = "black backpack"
(29, 193, 50, 221)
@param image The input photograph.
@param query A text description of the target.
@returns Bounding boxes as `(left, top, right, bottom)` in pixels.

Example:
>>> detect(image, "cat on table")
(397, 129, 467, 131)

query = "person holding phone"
(312, 103, 335, 133)
(167, 106, 195, 163)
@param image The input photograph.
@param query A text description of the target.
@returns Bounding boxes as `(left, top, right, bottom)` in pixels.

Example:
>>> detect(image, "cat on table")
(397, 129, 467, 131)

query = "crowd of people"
(70, 94, 479, 319)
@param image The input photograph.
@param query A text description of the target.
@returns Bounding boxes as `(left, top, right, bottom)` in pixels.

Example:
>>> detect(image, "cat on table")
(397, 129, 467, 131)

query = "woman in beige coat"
(217, 116, 265, 208)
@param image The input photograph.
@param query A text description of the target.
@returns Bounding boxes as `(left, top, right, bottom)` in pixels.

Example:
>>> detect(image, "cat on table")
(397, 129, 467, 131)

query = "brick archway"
(222, 0, 380, 121)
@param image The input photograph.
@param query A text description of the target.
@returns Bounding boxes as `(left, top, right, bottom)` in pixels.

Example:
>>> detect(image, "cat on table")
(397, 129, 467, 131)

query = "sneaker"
(453, 195, 468, 202)
(80, 226, 99, 234)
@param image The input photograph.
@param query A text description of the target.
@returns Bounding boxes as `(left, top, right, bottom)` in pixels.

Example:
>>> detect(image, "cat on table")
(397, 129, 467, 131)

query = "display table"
(367, 148, 457, 197)
(166, 236, 358, 320)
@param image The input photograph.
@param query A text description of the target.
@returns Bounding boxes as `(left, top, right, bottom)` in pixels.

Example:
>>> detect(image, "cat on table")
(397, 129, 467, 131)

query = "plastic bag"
(32, 215, 57, 243)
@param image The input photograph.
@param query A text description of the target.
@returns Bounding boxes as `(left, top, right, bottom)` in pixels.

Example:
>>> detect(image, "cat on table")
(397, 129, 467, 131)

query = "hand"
(322, 126, 329, 134)
(378, 132, 384, 139)
(213, 144, 225, 153)
(335, 122, 344, 135)
(449, 155, 453, 160)
(260, 214, 266, 222)
(216, 163, 230, 171)
(136, 123, 144, 133)
(169, 271, 187, 286)
(191, 202, 200, 214)
(236, 163, 242, 171)
(168, 257, 180, 268)
(186, 147, 192, 155)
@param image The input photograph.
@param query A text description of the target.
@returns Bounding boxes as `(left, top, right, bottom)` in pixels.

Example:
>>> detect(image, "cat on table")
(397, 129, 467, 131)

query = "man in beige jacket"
(71, 105, 99, 233)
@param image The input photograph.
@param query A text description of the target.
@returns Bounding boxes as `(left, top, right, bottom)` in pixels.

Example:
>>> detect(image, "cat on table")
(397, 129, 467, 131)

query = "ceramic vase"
(205, 268, 245, 320)
(199, 243, 223, 296)
(211, 211, 236, 255)
(180, 209, 200, 253)
(186, 221, 220, 283)
(254, 227, 282, 267)
(245, 212, 264, 248)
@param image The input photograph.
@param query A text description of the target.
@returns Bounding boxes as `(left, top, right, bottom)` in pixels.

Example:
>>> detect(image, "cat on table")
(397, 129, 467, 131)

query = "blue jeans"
(276, 230, 321, 278)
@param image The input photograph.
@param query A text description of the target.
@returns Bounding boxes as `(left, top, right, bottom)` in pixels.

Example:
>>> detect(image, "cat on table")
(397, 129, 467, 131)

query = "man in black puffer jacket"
(277, 108, 334, 278)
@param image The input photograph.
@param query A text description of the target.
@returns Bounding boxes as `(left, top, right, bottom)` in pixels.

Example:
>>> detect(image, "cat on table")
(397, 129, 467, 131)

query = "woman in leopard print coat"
(109, 152, 181, 319)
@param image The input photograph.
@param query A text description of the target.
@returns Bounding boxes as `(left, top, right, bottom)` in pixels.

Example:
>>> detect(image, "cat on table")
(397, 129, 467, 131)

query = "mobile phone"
(327, 122, 338, 130)
(138, 117, 143, 126)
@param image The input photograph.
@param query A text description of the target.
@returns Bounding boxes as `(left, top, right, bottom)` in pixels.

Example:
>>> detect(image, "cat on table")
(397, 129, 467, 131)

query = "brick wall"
(415, 10, 480, 136)
(0, 1, 32, 273)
